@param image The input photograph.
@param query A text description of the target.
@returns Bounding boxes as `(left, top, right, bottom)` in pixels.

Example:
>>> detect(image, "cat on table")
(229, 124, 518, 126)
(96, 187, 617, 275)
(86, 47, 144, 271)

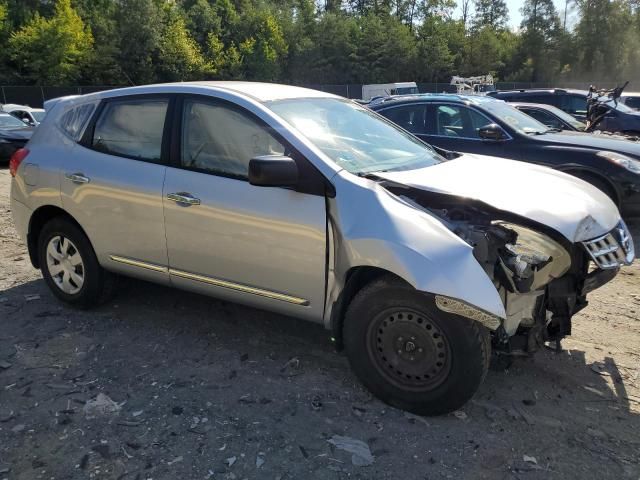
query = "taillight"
(9, 148, 29, 177)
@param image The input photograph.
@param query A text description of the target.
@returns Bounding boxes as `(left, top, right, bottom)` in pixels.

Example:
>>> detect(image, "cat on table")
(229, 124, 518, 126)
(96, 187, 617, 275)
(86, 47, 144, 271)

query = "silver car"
(9, 82, 635, 415)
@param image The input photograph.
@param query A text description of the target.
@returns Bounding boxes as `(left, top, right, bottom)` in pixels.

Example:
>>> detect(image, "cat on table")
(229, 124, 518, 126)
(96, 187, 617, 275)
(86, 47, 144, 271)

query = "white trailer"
(361, 82, 418, 101)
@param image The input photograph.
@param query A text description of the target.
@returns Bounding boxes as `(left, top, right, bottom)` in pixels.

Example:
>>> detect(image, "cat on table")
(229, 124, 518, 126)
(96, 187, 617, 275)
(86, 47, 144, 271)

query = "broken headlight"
(495, 222, 571, 293)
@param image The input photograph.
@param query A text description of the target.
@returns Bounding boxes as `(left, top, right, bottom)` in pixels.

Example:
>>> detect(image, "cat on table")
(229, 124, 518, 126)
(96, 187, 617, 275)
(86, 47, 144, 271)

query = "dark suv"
(370, 94, 640, 217)
(488, 88, 640, 135)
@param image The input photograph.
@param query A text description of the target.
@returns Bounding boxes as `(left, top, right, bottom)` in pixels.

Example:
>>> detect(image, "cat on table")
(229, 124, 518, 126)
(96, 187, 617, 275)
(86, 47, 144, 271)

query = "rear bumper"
(9, 194, 31, 245)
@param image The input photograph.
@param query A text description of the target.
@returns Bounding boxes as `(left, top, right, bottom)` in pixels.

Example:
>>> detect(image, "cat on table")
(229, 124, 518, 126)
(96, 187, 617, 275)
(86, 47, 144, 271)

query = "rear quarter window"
(59, 103, 96, 140)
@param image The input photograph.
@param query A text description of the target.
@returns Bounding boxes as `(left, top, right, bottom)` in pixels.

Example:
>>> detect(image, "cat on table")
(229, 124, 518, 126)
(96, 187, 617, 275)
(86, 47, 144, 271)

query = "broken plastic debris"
(167, 456, 183, 466)
(225, 456, 237, 467)
(256, 454, 265, 468)
(83, 393, 123, 416)
(453, 410, 468, 420)
(24, 294, 40, 301)
(327, 435, 374, 466)
(131, 410, 143, 417)
(523, 455, 538, 464)
(11, 424, 25, 433)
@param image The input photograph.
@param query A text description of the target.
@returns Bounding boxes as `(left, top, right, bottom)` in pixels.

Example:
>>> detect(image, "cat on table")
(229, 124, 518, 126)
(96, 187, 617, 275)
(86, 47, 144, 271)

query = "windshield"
(542, 104, 586, 130)
(268, 98, 443, 174)
(0, 114, 27, 128)
(32, 111, 46, 122)
(479, 100, 549, 134)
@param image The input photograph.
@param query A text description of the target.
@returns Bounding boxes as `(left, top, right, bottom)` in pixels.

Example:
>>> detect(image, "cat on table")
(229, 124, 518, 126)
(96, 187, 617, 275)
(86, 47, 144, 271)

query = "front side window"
(268, 98, 443, 175)
(434, 105, 491, 138)
(181, 100, 285, 178)
(92, 99, 168, 162)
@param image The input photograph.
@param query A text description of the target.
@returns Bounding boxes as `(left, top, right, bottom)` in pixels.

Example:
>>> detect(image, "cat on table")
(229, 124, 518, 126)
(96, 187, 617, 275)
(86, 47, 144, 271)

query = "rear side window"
(559, 95, 587, 115)
(92, 99, 168, 162)
(60, 104, 95, 140)
(624, 97, 640, 109)
(382, 105, 427, 134)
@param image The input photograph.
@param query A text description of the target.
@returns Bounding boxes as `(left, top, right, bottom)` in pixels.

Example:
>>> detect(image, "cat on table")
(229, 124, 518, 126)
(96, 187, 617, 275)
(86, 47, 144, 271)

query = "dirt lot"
(0, 167, 639, 480)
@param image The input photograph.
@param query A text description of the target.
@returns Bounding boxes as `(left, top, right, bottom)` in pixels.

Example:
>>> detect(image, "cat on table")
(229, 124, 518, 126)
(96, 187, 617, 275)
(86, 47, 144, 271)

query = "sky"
(453, 0, 577, 29)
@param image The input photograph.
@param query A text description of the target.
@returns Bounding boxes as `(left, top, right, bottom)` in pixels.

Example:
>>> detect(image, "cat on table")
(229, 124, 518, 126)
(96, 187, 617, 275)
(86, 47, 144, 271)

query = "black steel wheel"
(343, 274, 491, 416)
(367, 308, 452, 391)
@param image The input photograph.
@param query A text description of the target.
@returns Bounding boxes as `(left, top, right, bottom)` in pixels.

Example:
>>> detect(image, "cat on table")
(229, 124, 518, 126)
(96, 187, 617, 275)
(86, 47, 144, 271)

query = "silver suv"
(10, 82, 634, 415)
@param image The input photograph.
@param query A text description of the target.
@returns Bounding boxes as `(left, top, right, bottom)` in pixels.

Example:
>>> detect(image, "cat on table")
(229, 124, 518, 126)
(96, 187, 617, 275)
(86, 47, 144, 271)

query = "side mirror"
(249, 155, 298, 187)
(478, 123, 507, 141)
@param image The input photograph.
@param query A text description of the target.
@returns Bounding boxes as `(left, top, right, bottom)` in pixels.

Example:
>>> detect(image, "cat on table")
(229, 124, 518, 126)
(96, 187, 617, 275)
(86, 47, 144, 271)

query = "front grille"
(582, 221, 635, 269)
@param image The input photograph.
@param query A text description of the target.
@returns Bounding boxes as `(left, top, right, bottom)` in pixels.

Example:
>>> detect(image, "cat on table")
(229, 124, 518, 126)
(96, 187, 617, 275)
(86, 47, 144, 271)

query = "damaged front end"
(387, 184, 633, 357)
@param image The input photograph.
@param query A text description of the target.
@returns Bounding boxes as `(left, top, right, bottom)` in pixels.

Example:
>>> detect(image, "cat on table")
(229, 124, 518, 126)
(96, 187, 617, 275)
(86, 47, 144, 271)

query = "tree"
(519, 0, 561, 81)
(157, 6, 211, 81)
(114, 0, 162, 85)
(472, 0, 508, 30)
(7, 0, 93, 84)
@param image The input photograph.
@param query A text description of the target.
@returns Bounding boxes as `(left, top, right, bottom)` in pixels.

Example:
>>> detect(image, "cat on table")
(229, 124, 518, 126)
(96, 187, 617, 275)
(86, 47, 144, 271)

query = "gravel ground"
(0, 167, 639, 480)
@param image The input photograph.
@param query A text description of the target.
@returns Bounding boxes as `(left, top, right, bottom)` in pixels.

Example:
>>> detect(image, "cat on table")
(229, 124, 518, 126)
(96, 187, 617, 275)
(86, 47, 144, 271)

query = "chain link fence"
(0, 82, 629, 108)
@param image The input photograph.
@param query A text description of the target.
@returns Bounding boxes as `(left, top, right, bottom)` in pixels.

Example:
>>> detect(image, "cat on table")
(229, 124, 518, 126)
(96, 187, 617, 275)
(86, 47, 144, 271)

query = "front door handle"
(65, 172, 90, 184)
(167, 192, 201, 206)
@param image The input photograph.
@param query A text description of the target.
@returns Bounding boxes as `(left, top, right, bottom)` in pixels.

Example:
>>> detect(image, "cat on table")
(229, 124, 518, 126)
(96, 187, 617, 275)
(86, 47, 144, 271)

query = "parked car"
(0, 112, 33, 163)
(488, 88, 640, 135)
(620, 92, 640, 110)
(1, 104, 46, 126)
(10, 82, 634, 415)
(488, 88, 589, 118)
(511, 102, 586, 131)
(371, 94, 640, 217)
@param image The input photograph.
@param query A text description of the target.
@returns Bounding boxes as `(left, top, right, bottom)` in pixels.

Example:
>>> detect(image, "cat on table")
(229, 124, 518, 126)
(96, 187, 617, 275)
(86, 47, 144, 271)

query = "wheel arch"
(27, 205, 86, 269)
(330, 266, 407, 350)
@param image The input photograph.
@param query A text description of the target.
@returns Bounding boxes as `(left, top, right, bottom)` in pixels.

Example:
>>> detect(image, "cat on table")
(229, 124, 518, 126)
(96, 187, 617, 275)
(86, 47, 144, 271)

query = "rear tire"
(38, 217, 116, 308)
(343, 275, 490, 416)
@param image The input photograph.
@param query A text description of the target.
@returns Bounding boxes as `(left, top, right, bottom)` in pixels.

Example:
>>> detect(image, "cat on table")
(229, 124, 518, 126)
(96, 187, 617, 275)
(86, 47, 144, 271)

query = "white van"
(362, 82, 418, 101)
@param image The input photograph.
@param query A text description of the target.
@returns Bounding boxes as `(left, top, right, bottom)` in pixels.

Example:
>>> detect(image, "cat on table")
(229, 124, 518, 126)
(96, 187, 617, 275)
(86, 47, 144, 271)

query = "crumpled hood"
(376, 154, 621, 243)
(0, 126, 33, 140)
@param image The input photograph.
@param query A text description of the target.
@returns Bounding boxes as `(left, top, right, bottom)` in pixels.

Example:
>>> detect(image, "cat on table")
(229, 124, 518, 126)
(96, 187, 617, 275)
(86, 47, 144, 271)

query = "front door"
(162, 96, 327, 321)
(60, 95, 171, 285)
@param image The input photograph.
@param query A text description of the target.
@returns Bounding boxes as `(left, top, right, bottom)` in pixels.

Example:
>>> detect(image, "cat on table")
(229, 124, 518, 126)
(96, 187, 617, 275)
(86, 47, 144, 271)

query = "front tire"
(38, 217, 115, 307)
(343, 275, 490, 416)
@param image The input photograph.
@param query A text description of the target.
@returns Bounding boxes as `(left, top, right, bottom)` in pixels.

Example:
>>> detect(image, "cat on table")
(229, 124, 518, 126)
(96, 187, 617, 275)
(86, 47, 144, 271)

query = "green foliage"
(7, 0, 93, 84)
(0, 0, 638, 87)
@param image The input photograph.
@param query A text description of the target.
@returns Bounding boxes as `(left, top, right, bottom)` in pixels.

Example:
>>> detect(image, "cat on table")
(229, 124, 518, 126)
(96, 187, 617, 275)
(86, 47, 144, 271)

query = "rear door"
(162, 95, 327, 321)
(60, 95, 172, 285)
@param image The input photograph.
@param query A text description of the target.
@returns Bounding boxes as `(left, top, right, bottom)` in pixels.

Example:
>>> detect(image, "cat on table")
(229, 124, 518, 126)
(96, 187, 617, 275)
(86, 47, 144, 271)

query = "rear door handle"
(65, 172, 90, 184)
(167, 192, 201, 206)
